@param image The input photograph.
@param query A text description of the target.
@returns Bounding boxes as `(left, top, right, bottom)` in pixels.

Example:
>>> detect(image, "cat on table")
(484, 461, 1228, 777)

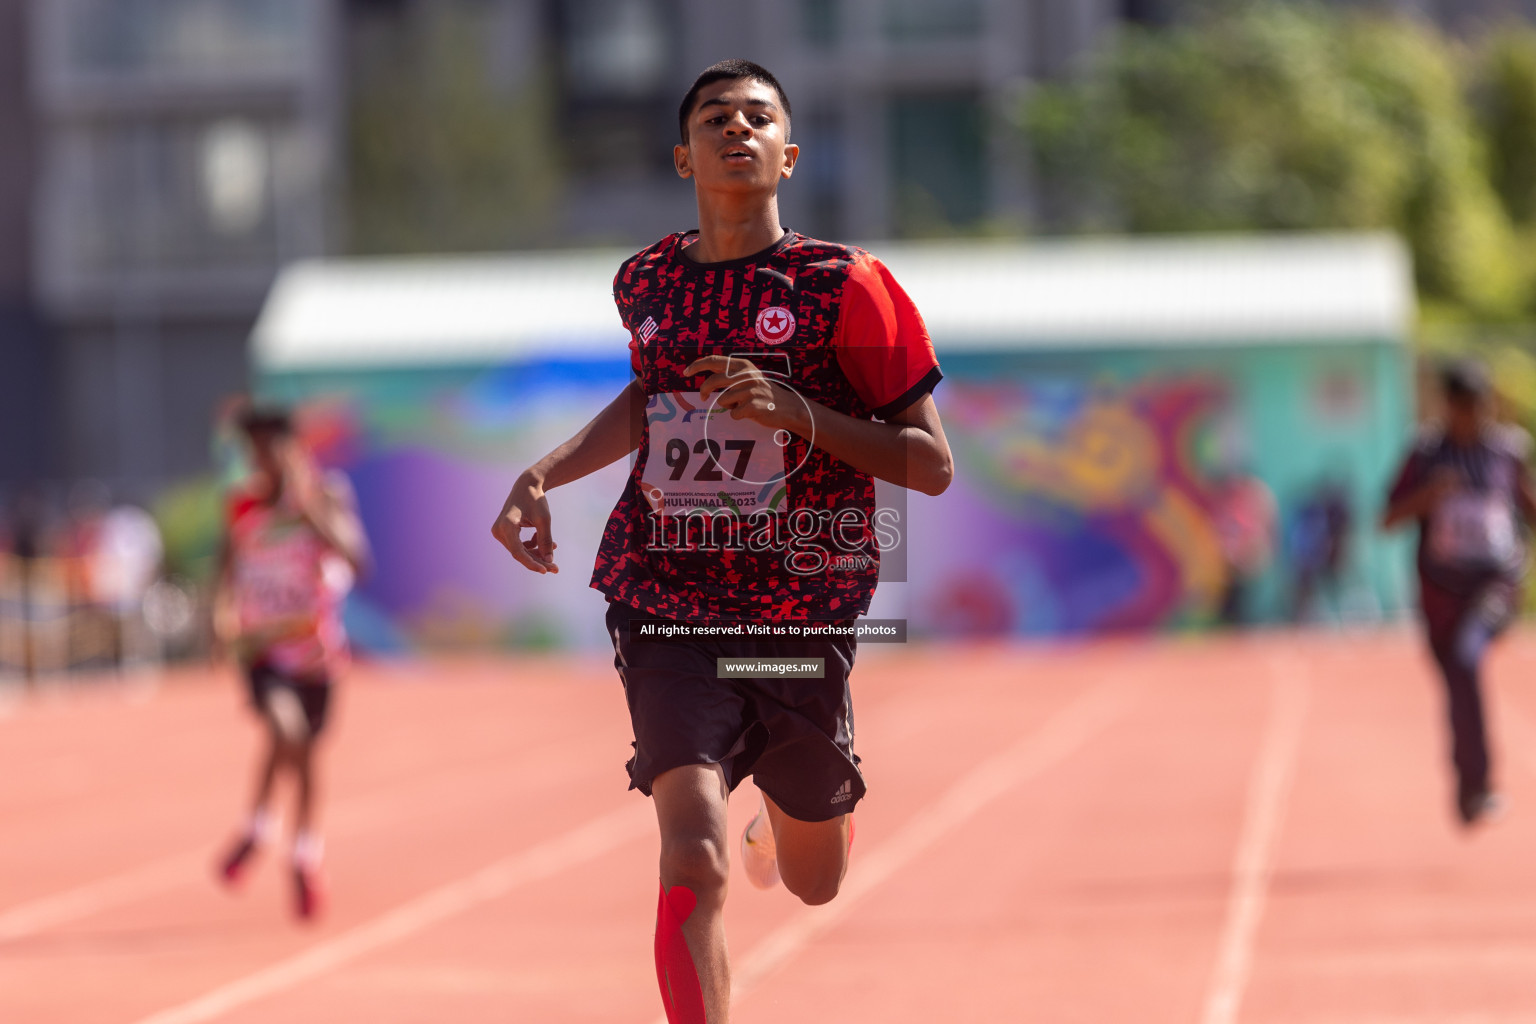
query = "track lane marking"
(129, 801, 653, 1024)
(642, 677, 1136, 1024)
(0, 736, 593, 943)
(0, 851, 207, 944)
(1199, 656, 1310, 1024)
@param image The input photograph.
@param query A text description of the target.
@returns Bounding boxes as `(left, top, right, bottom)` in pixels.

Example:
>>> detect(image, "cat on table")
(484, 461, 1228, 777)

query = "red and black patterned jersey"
(590, 229, 942, 622)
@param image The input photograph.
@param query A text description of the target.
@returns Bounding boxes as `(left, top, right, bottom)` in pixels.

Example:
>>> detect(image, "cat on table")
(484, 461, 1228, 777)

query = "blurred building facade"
(26, 0, 339, 491)
(1, 0, 1535, 497)
(1357, 0, 1536, 33)
(0, 1, 50, 485)
(533, 0, 1118, 244)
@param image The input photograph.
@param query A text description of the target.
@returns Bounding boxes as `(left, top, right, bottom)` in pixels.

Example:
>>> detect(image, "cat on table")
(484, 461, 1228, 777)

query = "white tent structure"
(254, 233, 1412, 369)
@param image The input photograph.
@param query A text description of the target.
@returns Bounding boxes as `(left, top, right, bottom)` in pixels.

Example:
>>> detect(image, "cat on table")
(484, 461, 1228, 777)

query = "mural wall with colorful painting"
(252, 237, 1416, 648)
(261, 334, 1413, 650)
(904, 341, 1414, 638)
(261, 357, 637, 652)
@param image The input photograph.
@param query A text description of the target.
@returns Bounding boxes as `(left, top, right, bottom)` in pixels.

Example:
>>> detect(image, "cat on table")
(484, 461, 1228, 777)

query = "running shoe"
(293, 863, 326, 920)
(740, 796, 780, 891)
(217, 836, 259, 888)
(1457, 788, 1506, 828)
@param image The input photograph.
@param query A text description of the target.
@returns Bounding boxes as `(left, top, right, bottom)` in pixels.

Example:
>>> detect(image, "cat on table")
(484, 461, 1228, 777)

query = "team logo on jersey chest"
(755, 306, 796, 345)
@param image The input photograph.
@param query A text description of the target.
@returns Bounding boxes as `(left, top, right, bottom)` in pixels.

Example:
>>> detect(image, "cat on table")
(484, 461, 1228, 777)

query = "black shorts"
(247, 663, 333, 740)
(605, 600, 865, 823)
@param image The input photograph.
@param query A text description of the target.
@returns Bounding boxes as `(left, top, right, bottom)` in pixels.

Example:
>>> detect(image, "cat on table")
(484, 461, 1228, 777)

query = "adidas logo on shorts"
(830, 779, 854, 804)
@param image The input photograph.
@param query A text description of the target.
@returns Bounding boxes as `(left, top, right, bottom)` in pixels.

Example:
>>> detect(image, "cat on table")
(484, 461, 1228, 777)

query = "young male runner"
(1384, 360, 1536, 827)
(492, 59, 952, 1023)
(214, 406, 370, 918)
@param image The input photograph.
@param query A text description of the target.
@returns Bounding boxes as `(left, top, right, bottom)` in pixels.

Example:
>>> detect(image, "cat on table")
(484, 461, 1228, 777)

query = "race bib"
(642, 391, 787, 515)
(236, 540, 323, 633)
(1430, 492, 1518, 565)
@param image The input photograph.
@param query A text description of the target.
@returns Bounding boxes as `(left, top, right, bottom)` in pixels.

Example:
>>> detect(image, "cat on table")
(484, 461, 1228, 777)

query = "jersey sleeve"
(613, 265, 642, 376)
(833, 255, 942, 419)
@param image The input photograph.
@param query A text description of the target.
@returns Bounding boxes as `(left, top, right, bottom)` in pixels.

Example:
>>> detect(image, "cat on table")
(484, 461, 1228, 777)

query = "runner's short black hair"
(239, 404, 294, 438)
(1441, 358, 1491, 405)
(678, 59, 791, 143)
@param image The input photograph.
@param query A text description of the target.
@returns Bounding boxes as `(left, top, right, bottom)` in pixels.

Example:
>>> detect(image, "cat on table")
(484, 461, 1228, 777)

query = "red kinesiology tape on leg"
(655, 881, 707, 1024)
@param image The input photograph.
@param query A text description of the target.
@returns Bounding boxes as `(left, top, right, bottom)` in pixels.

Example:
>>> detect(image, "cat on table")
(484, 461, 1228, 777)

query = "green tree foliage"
(1472, 26, 1536, 305)
(1020, 2, 1529, 321)
(1475, 25, 1536, 227)
(346, 3, 561, 254)
(151, 476, 223, 582)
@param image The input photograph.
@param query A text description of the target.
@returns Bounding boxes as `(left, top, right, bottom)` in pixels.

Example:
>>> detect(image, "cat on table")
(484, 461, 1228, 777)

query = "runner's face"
(1446, 393, 1489, 442)
(247, 432, 285, 499)
(675, 79, 797, 194)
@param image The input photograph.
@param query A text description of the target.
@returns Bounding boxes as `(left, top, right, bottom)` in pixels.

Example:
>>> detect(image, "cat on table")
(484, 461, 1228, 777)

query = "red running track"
(3, 629, 1536, 1023)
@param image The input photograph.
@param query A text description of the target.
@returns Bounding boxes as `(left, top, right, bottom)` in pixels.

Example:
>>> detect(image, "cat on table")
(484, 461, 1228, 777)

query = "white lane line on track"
(129, 801, 653, 1024)
(0, 852, 206, 944)
(0, 738, 585, 944)
(1199, 656, 1310, 1024)
(642, 678, 1135, 1024)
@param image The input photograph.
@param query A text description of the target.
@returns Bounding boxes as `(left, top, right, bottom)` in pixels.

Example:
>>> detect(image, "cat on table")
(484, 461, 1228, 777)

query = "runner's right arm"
(1515, 453, 1536, 526)
(211, 533, 239, 660)
(1382, 455, 1459, 531)
(491, 379, 647, 574)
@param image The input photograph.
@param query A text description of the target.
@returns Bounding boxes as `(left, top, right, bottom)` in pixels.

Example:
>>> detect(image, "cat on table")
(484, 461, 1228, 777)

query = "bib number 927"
(663, 438, 756, 482)
(642, 391, 785, 514)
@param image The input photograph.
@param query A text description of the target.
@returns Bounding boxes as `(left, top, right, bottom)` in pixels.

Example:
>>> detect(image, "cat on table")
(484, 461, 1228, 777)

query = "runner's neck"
(1446, 423, 1489, 449)
(686, 194, 785, 264)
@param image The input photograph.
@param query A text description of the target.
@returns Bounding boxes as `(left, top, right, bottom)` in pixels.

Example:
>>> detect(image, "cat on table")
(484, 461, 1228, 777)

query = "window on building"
(554, 0, 675, 179)
(1120, 0, 1170, 26)
(46, 116, 296, 279)
(51, 0, 311, 80)
(788, 111, 846, 237)
(562, 0, 669, 99)
(800, 0, 841, 49)
(882, 0, 983, 43)
(888, 93, 987, 236)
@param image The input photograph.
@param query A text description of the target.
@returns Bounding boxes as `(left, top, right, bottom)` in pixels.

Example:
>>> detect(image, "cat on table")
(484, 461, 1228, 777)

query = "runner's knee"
(659, 834, 729, 895)
(783, 869, 842, 906)
(779, 852, 845, 906)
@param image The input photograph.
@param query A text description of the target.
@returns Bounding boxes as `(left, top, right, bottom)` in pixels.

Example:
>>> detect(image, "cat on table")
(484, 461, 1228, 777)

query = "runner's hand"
(492, 473, 559, 574)
(280, 440, 325, 518)
(686, 356, 795, 430)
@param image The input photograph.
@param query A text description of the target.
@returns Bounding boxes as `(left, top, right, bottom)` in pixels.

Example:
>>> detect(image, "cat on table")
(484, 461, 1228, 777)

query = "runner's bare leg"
(293, 741, 317, 834)
(761, 793, 849, 905)
(651, 763, 732, 1023)
(248, 730, 281, 816)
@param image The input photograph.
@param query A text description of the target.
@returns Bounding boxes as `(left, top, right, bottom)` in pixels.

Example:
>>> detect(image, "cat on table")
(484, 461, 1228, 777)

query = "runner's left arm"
(688, 253, 952, 495)
(1516, 457, 1536, 525)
